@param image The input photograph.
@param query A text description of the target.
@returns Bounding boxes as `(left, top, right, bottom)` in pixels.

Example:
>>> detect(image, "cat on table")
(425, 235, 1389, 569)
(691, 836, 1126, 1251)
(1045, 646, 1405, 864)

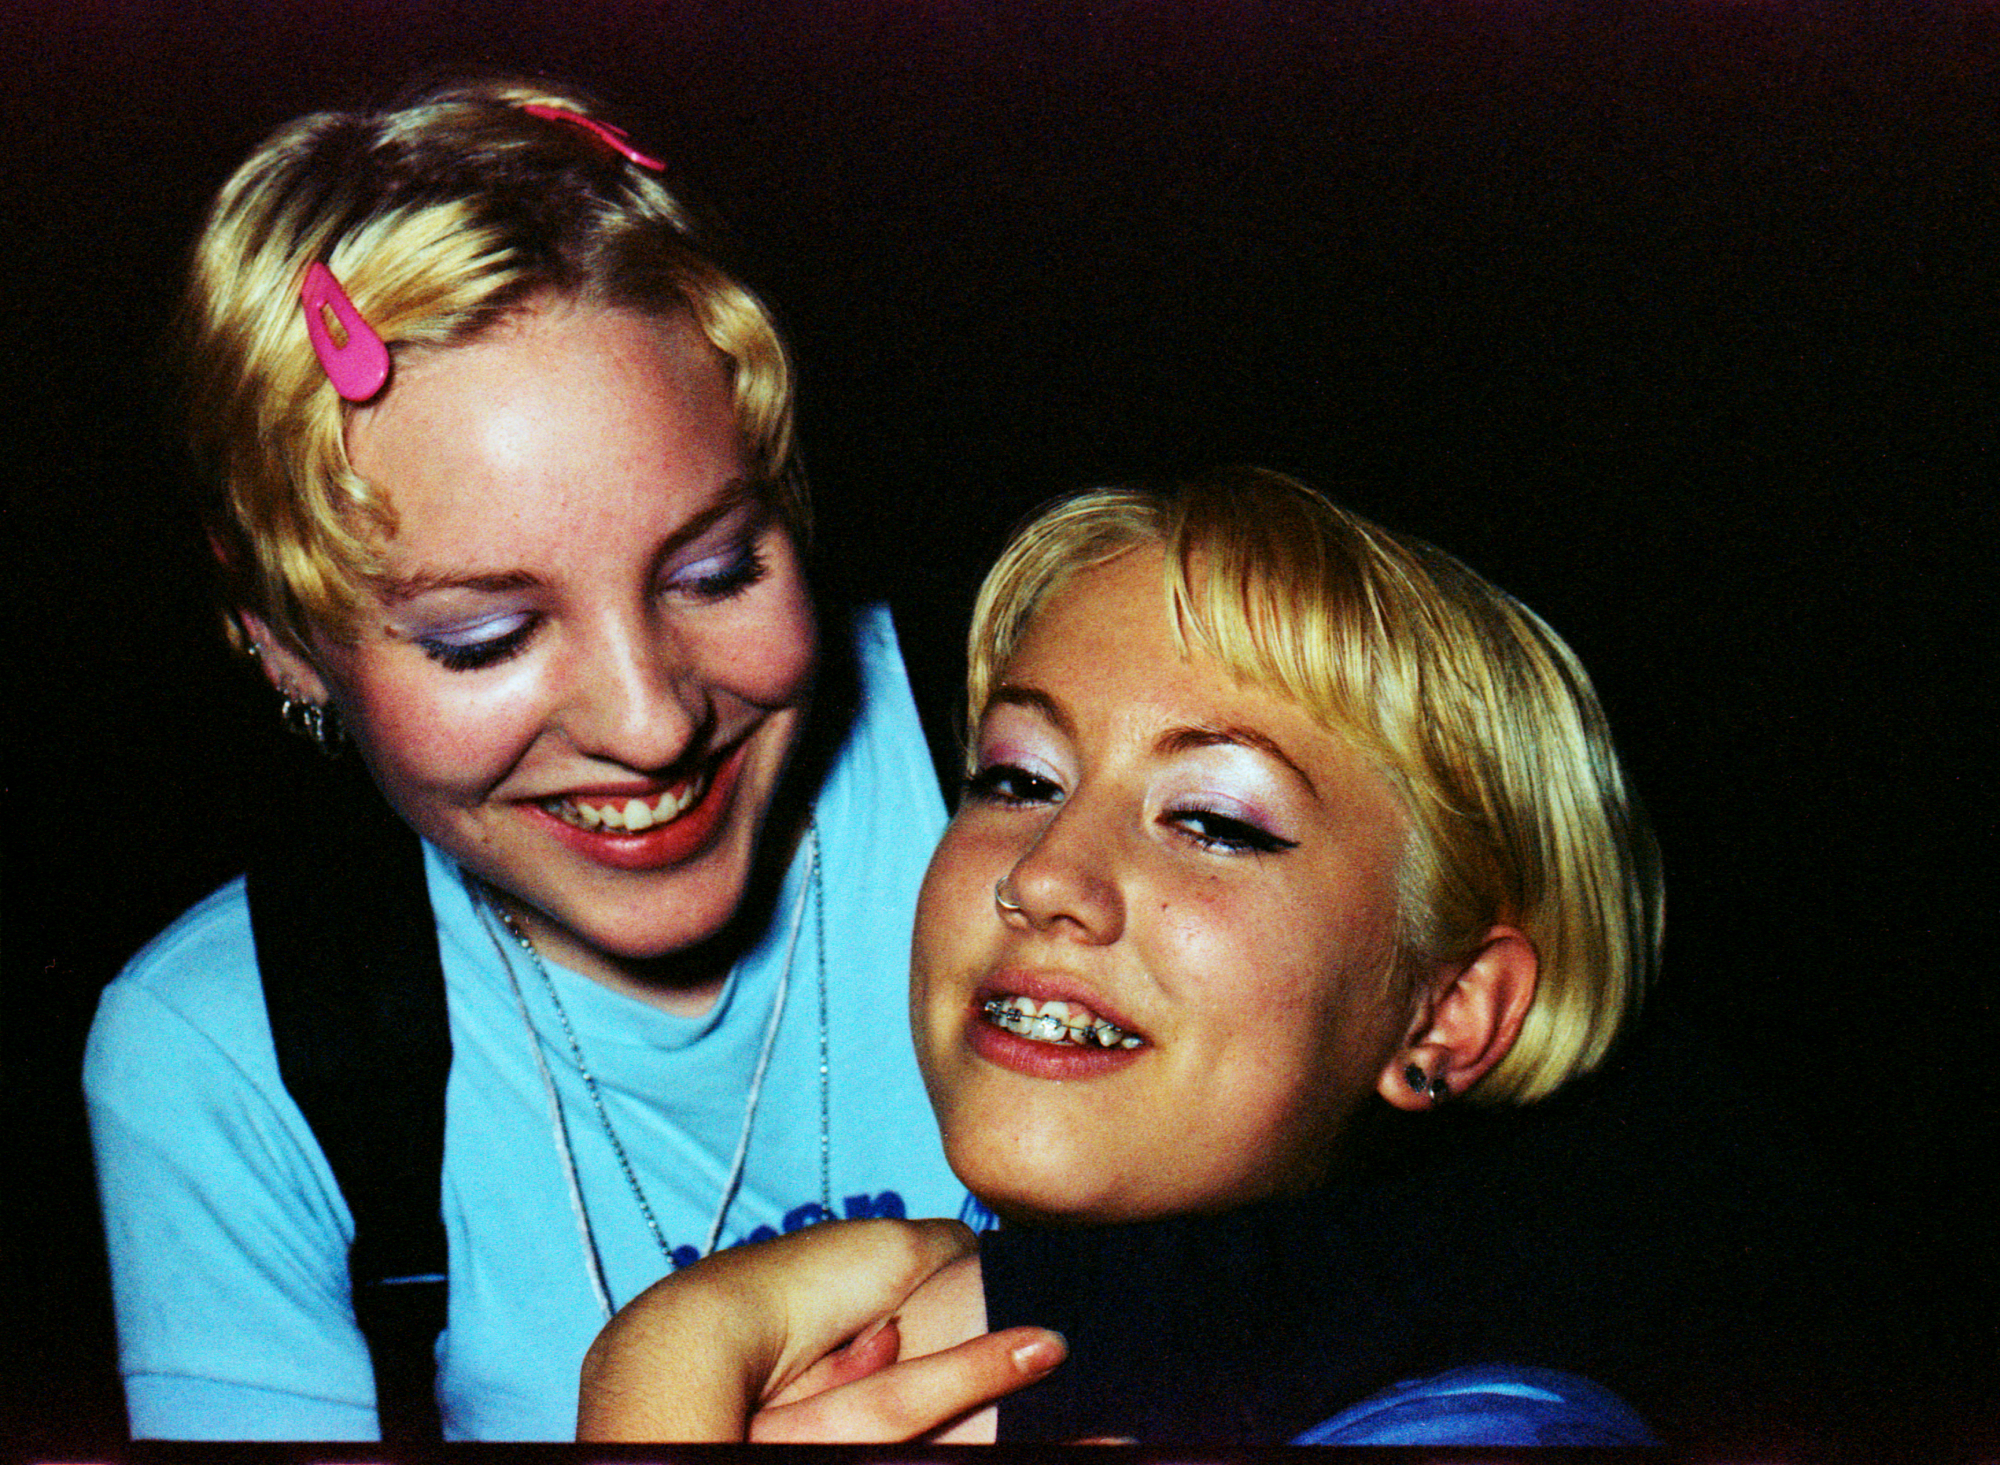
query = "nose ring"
(994, 877, 1024, 915)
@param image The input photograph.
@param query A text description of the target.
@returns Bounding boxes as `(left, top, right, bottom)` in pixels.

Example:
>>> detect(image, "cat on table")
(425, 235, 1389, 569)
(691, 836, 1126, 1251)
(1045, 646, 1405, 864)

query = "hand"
(577, 1218, 1063, 1442)
(750, 1253, 1065, 1443)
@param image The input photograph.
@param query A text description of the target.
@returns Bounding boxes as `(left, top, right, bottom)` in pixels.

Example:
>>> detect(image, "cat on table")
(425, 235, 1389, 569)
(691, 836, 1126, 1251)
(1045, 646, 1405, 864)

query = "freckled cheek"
(906, 957, 970, 1116)
(695, 606, 818, 713)
(345, 675, 549, 800)
(913, 826, 996, 968)
(1147, 886, 1266, 992)
(757, 637, 818, 711)
(1164, 907, 1349, 1059)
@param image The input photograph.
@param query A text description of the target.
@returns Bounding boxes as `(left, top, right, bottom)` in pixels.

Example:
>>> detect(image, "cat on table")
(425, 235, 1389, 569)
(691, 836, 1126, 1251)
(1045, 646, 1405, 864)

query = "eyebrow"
(985, 686, 1319, 798)
(1158, 724, 1320, 798)
(984, 685, 1076, 741)
(377, 477, 762, 603)
(380, 568, 540, 602)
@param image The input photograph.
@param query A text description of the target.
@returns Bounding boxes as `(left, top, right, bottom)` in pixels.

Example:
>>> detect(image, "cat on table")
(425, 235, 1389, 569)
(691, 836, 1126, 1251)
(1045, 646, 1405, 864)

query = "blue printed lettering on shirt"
(685, 1192, 913, 1265)
(784, 1202, 833, 1231)
(841, 1191, 907, 1220)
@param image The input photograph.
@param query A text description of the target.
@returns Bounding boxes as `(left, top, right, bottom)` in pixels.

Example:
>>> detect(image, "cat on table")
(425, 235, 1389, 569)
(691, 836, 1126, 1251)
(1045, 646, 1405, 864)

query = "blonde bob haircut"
(177, 76, 803, 652)
(965, 468, 1663, 1104)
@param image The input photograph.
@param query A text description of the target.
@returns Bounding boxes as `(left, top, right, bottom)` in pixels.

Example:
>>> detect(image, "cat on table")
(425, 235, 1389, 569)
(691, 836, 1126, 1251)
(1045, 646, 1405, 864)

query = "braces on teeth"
(981, 996, 1143, 1049)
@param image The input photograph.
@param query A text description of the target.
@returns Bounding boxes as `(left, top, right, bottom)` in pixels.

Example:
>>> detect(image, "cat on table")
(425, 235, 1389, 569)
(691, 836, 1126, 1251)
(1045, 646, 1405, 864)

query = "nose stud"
(994, 877, 1024, 915)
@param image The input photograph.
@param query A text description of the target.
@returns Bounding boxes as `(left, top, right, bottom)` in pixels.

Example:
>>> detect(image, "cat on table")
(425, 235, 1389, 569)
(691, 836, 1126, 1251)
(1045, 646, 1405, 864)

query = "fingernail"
(1011, 1330, 1067, 1373)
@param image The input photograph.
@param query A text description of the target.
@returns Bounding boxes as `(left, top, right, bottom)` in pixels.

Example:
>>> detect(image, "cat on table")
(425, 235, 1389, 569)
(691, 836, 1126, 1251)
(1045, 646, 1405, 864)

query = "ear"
(1377, 925, 1538, 1109)
(239, 610, 332, 705)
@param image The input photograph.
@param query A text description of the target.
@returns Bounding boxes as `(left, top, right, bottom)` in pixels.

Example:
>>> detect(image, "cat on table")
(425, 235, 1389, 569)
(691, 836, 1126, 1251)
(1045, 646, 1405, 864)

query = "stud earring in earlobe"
(300, 262, 391, 402)
(1403, 1063, 1450, 1104)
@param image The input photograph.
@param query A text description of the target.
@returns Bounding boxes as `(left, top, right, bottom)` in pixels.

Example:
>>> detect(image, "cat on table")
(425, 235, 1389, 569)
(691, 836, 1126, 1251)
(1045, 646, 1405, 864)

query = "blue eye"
(1170, 807, 1298, 855)
(416, 614, 535, 672)
(963, 763, 1063, 807)
(667, 539, 768, 601)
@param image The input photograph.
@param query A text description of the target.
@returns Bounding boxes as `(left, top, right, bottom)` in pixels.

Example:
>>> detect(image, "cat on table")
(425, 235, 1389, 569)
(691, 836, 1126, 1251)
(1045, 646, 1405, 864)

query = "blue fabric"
(1293, 1364, 1661, 1446)
(86, 606, 971, 1441)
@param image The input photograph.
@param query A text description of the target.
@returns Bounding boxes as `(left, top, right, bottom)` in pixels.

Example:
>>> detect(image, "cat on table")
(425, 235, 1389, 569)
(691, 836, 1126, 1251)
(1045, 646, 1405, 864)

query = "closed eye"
(963, 762, 1064, 808)
(1168, 807, 1298, 855)
(416, 613, 537, 672)
(664, 538, 769, 602)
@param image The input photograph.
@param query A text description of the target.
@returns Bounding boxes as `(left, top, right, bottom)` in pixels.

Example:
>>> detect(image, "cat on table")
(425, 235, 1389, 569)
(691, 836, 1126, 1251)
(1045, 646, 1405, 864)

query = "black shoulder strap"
(248, 763, 453, 1442)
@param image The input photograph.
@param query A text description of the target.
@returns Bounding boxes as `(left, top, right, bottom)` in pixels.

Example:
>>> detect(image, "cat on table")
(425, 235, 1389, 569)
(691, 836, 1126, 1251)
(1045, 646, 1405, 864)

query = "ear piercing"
(278, 687, 343, 757)
(1403, 1062, 1450, 1104)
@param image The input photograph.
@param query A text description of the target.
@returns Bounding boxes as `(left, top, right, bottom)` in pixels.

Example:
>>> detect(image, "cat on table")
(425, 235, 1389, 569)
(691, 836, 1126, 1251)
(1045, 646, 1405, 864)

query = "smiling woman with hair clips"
(82, 77, 1060, 1442)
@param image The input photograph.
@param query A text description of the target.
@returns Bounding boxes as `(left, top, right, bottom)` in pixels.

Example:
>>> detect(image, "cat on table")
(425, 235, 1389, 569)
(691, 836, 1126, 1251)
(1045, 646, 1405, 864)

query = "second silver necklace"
(479, 821, 829, 1319)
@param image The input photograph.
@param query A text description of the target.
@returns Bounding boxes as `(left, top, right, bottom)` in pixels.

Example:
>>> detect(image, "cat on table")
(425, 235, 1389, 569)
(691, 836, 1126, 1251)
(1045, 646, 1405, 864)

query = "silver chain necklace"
(475, 821, 830, 1319)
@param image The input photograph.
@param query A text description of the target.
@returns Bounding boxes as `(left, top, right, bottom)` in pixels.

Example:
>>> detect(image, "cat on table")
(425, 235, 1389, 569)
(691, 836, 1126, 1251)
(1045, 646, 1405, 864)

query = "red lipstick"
(527, 740, 749, 872)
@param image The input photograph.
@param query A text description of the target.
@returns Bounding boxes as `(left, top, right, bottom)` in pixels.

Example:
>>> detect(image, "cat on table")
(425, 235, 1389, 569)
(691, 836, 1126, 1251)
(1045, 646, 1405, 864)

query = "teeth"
(980, 994, 1142, 1049)
(547, 773, 707, 835)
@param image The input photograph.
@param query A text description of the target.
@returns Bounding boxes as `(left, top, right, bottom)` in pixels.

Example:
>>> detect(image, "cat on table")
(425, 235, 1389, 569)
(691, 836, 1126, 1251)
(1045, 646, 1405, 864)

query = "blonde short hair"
(177, 76, 802, 650)
(966, 468, 1663, 1103)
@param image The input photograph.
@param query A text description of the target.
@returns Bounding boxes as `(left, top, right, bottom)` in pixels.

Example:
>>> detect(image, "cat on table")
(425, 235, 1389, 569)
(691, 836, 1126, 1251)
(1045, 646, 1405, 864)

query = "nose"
(997, 796, 1125, 945)
(558, 615, 709, 772)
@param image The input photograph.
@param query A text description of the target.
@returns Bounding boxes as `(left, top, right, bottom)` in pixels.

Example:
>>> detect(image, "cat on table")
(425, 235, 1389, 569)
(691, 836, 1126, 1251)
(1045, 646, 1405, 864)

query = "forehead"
(345, 301, 742, 549)
(1004, 545, 1222, 705)
(1001, 547, 1383, 790)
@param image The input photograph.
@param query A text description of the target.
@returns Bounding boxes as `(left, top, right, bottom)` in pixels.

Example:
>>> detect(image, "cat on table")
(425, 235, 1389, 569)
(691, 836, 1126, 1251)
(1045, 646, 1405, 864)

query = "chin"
(973, 1188, 1109, 1229)
(945, 1147, 1135, 1228)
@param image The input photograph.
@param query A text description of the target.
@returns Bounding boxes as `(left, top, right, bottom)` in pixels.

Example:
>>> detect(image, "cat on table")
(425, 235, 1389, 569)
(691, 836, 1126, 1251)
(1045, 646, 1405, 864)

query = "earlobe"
(1376, 925, 1538, 1110)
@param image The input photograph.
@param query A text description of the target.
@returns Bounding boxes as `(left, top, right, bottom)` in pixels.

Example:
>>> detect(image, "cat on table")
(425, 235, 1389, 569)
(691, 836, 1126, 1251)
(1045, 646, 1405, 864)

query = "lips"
(527, 738, 750, 873)
(965, 980, 1148, 1080)
(981, 994, 1143, 1049)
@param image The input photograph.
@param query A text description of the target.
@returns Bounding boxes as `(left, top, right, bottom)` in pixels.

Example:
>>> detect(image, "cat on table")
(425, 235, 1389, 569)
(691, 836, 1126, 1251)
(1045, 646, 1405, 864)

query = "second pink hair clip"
(519, 103, 665, 172)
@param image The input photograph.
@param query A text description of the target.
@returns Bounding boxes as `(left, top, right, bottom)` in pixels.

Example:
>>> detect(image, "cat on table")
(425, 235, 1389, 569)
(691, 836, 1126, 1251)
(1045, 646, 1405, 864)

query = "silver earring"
(1403, 1063, 1449, 1104)
(278, 689, 343, 757)
(994, 878, 1023, 915)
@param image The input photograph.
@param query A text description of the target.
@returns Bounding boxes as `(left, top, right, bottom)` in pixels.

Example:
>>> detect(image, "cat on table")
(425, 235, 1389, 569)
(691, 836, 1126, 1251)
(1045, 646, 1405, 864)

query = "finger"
(765, 1317, 903, 1408)
(749, 1327, 1067, 1444)
(761, 1219, 979, 1385)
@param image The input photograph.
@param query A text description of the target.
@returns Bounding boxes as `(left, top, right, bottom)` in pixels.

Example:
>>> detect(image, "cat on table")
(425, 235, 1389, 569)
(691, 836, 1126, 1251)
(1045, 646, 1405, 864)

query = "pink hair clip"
(519, 102, 666, 172)
(300, 262, 391, 402)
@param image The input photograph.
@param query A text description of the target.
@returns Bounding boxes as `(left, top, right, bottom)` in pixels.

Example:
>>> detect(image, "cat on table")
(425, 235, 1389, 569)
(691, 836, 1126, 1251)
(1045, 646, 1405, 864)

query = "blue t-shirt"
(86, 606, 972, 1441)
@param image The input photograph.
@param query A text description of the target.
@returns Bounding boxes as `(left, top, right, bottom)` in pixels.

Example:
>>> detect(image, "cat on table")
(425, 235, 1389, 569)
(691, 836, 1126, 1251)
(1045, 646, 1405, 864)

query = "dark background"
(8, 1, 1996, 1451)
